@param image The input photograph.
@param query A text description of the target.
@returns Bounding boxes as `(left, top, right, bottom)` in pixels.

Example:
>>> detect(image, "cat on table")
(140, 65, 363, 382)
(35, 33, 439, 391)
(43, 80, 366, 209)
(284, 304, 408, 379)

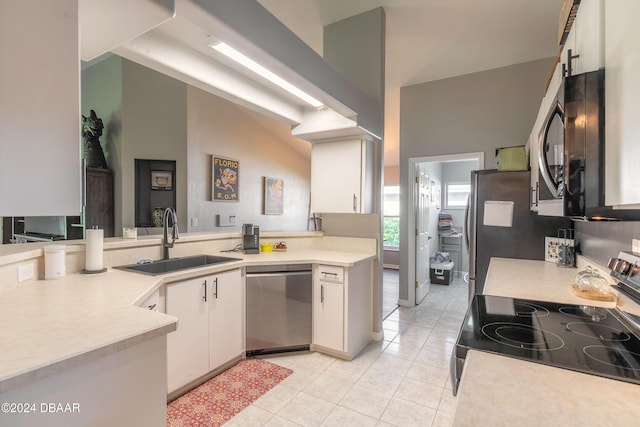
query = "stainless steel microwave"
(537, 69, 640, 220)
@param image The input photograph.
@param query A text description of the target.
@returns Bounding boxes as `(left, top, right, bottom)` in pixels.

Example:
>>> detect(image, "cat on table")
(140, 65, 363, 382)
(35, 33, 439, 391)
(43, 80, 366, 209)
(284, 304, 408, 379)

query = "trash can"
(430, 261, 454, 285)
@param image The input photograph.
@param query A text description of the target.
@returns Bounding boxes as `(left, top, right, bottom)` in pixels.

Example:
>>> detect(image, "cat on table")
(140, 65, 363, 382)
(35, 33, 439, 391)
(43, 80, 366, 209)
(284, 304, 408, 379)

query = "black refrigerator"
(465, 170, 571, 299)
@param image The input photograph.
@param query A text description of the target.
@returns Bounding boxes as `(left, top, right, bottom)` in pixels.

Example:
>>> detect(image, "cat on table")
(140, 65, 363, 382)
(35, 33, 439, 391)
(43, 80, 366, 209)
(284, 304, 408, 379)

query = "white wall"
(398, 58, 554, 302)
(186, 87, 311, 232)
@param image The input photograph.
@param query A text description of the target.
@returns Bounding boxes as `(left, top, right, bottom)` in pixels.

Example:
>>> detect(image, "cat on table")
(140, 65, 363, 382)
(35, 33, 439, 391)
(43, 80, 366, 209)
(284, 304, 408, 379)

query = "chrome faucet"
(162, 207, 179, 260)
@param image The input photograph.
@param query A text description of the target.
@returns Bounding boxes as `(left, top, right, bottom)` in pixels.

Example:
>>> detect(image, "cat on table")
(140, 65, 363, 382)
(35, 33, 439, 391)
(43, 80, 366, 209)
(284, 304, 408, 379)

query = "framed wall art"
(212, 156, 239, 201)
(264, 177, 284, 214)
(150, 170, 173, 190)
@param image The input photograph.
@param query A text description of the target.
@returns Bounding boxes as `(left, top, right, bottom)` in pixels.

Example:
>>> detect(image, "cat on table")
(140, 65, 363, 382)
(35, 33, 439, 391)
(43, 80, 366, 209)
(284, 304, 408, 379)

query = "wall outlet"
(17, 264, 35, 282)
(191, 217, 198, 227)
(217, 214, 237, 227)
(633, 239, 640, 254)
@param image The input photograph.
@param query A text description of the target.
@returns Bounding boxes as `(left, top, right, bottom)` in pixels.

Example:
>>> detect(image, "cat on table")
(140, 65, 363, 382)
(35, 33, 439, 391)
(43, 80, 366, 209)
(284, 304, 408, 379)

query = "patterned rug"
(167, 358, 292, 427)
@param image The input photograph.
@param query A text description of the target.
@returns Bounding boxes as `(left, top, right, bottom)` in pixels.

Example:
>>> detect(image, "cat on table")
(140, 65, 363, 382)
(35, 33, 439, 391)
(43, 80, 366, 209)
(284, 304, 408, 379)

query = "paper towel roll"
(85, 228, 104, 272)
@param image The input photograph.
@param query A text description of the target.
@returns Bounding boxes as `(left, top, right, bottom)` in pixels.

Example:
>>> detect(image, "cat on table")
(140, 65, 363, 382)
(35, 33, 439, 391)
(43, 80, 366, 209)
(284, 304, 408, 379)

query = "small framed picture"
(213, 156, 239, 202)
(264, 177, 284, 215)
(150, 170, 173, 190)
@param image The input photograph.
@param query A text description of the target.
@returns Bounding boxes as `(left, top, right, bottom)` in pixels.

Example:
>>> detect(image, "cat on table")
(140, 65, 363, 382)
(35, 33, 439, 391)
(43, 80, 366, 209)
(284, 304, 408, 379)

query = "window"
(445, 183, 470, 209)
(383, 185, 400, 248)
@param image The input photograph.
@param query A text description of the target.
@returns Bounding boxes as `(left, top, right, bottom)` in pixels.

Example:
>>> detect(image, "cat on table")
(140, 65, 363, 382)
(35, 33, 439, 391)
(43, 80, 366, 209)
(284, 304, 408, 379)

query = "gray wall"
(82, 57, 311, 235)
(398, 57, 555, 303)
(186, 86, 311, 232)
(575, 221, 640, 266)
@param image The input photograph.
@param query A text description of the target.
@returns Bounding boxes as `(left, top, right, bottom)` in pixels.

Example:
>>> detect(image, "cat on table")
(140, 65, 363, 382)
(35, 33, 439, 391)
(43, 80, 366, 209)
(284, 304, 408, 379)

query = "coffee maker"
(242, 223, 260, 254)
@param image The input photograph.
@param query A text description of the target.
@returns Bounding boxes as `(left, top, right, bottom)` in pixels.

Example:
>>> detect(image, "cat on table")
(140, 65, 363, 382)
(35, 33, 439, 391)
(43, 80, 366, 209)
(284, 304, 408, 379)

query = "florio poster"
(213, 156, 239, 201)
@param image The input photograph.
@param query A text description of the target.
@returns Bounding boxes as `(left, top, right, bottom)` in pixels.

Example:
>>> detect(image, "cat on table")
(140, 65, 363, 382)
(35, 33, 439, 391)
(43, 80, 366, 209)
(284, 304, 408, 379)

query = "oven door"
(538, 96, 565, 202)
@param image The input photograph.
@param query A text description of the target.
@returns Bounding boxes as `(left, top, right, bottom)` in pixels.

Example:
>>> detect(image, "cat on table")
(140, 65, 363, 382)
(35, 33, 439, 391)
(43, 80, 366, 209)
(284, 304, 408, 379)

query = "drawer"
(317, 264, 344, 283)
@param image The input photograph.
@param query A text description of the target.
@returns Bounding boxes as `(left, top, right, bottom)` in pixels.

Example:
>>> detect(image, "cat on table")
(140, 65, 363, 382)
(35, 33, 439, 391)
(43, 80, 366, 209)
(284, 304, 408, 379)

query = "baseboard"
(383, 264, 400, 270)
(398, 299, 412, 307)
(371, 331, 384, 341)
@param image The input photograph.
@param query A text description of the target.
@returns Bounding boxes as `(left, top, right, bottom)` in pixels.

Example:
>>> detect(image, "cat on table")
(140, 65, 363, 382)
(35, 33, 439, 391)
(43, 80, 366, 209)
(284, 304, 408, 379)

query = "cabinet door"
(573, 0, 604, 74)
(313, 281, 344, 351)
(311, 139, 362, 213)
(166, 278, 210, 393)
(604, 1, 640, 206)
(209, 269, 244, 369)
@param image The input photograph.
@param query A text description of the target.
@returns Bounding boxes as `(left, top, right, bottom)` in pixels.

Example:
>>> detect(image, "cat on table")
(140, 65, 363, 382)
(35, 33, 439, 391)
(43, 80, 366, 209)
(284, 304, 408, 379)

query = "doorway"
(406, 152, 484, 307)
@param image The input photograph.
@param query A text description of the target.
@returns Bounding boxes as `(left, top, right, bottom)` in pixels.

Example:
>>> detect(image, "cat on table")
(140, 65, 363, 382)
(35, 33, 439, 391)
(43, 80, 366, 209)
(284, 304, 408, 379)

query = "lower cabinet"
(312, 262, 372, 360)
(166, 269, 243, 394)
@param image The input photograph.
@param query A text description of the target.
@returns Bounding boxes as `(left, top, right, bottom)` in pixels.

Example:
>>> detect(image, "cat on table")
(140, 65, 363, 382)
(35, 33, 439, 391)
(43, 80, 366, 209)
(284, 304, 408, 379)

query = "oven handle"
(245, 271, 311, 278)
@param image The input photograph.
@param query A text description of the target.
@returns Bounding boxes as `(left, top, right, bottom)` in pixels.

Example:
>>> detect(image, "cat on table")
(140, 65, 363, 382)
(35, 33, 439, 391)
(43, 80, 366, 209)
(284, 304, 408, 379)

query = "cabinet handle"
(202, 280, 207, 302)
(566, 48, 580, 77)
(147, 303, 157, 311)
(214, 277, 218, 299)
(321, 284, 324, 303)
(530, 186, 537, 209)
(535, 181, 539, 206)
(353, 194, 357, 212)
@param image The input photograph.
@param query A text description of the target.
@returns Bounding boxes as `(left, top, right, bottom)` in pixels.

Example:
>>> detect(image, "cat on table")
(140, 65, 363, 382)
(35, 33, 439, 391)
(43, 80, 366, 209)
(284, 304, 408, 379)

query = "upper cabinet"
(311, 137, 377, 214)
(560, 0, 604, 77)
(604, 1, 640, 206)
(0, 0, 82, 216)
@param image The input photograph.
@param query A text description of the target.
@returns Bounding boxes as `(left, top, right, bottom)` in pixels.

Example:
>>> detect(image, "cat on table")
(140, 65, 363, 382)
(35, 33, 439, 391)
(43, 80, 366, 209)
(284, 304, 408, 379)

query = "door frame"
(406, 152, 484, 307)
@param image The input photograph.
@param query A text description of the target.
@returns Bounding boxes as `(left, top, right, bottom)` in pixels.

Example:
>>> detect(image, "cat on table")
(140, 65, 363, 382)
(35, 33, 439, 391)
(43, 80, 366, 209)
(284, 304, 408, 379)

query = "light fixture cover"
(211, 42, 323, 108)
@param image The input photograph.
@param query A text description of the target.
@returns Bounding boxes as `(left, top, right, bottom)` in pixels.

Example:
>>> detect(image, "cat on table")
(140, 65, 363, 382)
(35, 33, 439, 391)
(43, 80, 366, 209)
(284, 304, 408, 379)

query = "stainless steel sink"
(114, 255, 241, 276)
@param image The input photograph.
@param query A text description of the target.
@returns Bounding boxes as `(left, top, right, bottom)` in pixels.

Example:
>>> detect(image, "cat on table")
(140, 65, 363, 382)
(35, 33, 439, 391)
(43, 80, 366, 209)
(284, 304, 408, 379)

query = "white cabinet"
(312, 262, 372, 360)
(208, 269, 244, 370)
(0, 0, 82, 216)
(559, 0, 604, 76)
(310, 137, 376, 214)
(166, 277, 210, 393)
(604, 1, 640, 206)
(166, 269, 244, 394)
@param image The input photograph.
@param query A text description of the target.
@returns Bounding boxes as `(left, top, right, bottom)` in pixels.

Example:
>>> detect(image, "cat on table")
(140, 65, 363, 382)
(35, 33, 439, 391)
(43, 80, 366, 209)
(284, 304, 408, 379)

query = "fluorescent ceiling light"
(211, 42, 323, 108)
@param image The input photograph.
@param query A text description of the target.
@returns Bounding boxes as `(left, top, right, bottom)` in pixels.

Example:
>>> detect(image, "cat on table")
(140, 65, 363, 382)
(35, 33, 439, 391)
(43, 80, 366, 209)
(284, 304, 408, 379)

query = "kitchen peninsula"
(0, 232, 376, 427)
(452, 257, 640, 426)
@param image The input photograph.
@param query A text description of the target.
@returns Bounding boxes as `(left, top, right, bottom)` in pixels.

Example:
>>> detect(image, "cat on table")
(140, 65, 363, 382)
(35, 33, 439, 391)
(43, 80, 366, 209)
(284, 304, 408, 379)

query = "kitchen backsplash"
(575, 221, 640, 266)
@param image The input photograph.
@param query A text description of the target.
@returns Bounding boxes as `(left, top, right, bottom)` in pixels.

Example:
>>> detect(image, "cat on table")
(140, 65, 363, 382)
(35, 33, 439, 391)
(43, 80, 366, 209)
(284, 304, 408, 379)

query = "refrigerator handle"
(464, 194, 470, 252)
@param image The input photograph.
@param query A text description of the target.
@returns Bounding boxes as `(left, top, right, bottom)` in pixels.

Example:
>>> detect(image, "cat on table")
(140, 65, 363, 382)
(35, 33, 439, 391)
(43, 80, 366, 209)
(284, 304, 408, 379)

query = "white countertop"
(0, 247, 375, 394)
(453, 256, 640, 426)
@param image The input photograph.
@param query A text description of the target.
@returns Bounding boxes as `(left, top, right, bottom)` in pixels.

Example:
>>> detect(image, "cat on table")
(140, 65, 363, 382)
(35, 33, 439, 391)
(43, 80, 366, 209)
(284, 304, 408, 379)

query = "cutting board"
(571, 284, 617, 302)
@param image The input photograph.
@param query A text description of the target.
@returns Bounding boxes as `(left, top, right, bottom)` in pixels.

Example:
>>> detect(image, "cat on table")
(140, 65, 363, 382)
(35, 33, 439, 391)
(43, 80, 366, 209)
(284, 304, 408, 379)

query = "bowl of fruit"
(274, 241, 288, 252)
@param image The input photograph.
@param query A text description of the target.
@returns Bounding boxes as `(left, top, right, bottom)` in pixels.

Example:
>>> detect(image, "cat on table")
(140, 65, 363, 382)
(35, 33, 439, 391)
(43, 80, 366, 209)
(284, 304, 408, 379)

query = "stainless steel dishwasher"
(245, 264, 312, 356)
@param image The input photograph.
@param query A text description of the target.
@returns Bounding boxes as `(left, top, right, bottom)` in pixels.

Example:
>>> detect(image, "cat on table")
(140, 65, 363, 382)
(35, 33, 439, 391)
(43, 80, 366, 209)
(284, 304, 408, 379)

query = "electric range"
(450, 251, 640, 396)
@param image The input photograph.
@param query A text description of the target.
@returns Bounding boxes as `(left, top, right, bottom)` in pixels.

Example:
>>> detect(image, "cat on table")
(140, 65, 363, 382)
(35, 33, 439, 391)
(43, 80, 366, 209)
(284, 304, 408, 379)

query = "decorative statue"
(82, 110, 107, 168)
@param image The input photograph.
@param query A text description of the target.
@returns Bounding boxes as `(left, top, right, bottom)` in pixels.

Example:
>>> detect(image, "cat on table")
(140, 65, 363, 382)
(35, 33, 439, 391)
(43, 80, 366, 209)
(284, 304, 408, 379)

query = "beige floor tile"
(263, 415, 304, 426)
(380, 397, 437, 427)
(253, 383, 300, 414)
(382, 341, 422, 361)
(225, 404, 275, 426)
(277, 392, 336, 427)
(280, 363, 324, 391)
(324, 358, 371, 383)
(432, 410, 454, 427)
(370, 353, 413, 377)
(288, 351, 337, 372)
(406, 361, 450, 388)
(438, 390, 457, 414)
(394, 377, 444, 410)
(415, 347, 451, 370)
(339, 384, 393, 419)
(320, 405, 378, 427)
(304, 373, 355, 404)
(356, 366, 403, 397)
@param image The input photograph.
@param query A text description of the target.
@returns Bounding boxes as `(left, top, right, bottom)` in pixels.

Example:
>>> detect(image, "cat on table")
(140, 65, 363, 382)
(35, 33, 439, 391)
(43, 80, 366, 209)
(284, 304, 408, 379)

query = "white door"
(166, 277, 210, 393)
(313, 280, 344, 351)
(415, 170, 430, 304)
(209, 269, 244, 369)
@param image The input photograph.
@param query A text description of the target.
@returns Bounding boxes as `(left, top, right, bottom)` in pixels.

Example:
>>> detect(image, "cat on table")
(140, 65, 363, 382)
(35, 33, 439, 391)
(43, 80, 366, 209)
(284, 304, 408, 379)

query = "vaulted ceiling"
(259, 0, 563, 166)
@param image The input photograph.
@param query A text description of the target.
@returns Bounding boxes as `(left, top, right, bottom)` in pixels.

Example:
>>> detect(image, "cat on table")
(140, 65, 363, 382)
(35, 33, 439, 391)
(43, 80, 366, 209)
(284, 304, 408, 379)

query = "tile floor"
(227, 274, 469, 427)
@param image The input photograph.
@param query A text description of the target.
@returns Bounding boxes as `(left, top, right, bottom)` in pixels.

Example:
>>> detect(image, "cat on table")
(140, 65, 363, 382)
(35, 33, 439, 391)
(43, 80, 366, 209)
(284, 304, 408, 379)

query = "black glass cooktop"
(455, 295, 640, 385)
